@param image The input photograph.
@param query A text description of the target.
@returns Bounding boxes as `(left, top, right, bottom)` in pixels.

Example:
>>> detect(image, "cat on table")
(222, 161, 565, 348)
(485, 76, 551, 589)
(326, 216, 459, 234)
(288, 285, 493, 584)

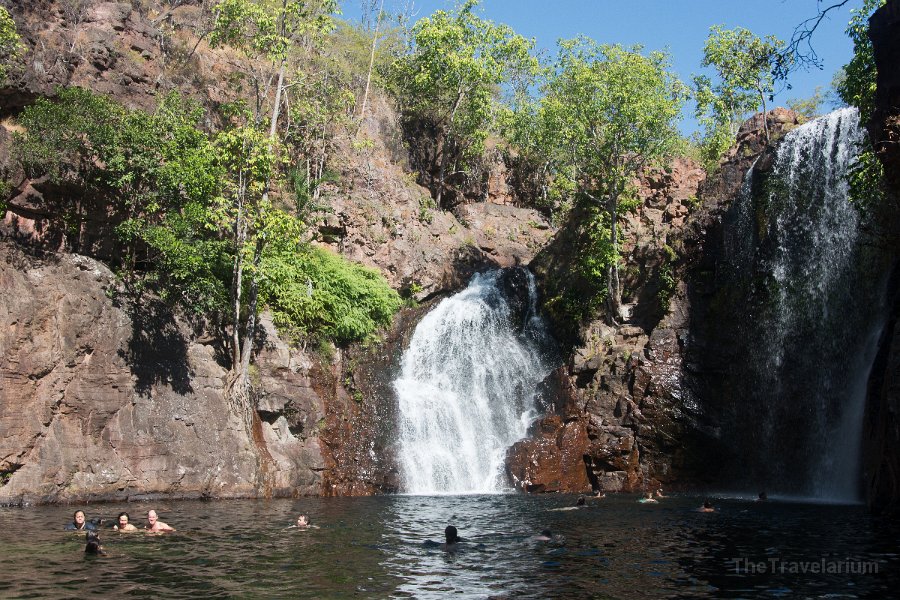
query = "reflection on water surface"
(1, 493, 897, 599)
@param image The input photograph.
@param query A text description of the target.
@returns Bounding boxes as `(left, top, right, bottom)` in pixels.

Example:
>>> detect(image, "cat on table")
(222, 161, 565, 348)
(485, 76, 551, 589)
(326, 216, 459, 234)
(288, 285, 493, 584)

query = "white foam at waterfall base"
(394, 270, 552, 495)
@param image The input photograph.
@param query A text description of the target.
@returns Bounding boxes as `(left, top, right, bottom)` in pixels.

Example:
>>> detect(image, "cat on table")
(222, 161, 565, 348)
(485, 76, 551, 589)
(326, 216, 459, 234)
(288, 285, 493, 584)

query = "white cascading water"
(725, 107, 886, 501)
(394, 270, 553, 494)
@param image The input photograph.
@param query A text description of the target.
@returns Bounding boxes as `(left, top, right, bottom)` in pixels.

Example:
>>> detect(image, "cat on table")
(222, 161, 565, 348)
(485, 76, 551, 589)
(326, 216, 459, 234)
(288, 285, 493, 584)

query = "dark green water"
(1, 494, 897, 599)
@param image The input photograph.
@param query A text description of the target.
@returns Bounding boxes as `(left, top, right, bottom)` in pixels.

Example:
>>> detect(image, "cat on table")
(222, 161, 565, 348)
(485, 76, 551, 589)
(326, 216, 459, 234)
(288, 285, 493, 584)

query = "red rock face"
(0, 242, 325, 504)
(506, 415, 592, 494)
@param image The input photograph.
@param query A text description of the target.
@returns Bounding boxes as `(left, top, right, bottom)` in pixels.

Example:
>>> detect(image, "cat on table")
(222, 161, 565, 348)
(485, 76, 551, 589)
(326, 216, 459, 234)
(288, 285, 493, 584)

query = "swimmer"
(655, 488, 666, 499)
(424, 525, 463, 550)
(146, 509, 175, 532)
(84, 531, 106, 555)
(288, 514, 319, 529)
(638, 491, 658, 504)
(576, 495, 586, 506)
(757, 491, 768, 502)
(698, 499, 715, 513)
(114, 512, 138, 532)
(594, 490, 606, 499)
(444, 524, 461, 547)
(534, 529, 553, 541)
(65, 510, 98, 531)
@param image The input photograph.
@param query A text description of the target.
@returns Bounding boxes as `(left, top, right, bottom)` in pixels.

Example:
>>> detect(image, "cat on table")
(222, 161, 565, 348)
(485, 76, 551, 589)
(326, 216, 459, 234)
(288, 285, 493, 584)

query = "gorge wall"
(3, 0, 900, 508)
(513, 111, 805, 495)
(863, 0, 900, 513)
(0, 0, 558, 503)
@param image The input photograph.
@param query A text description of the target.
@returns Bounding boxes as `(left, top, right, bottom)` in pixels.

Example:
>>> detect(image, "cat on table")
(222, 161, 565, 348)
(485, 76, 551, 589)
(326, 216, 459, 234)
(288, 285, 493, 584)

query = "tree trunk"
(356, 0, 385, 137)
(437, 86, 464, 207)
(230, 178, 246, 372)
(759, 86, 769, 141)
(606, 183, 622, 324)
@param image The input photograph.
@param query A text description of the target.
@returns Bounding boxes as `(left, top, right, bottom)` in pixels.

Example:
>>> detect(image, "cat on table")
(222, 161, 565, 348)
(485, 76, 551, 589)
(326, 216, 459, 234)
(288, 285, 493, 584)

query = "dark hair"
(540, 529, 553, 538)
(444, 525, 459, 544)
(85, 532, 104, 555)
(118, 512, 129, 520)
(576, 495, 586, 506)
(703, 499, 712, 508)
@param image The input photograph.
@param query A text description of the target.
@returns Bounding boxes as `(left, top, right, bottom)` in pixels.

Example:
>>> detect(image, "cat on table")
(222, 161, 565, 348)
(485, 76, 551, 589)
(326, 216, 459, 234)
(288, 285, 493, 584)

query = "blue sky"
(340, 0, 861, 135)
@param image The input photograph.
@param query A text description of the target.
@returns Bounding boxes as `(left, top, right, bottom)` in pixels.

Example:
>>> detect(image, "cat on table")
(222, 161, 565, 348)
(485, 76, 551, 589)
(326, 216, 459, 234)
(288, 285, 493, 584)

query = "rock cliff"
(864, 0, 900, 514)
(0, 0, 556, 502)
(514, 111, 802, 494)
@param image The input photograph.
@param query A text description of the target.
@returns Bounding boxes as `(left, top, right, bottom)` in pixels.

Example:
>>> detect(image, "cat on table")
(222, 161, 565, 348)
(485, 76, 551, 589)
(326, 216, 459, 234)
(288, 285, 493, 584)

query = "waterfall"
(720, 107, 886, 502)
(394, 269, 554, 494)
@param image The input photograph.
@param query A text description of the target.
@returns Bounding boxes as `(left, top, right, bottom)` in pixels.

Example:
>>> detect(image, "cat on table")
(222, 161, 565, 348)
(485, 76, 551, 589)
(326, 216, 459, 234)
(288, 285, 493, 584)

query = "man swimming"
(146, 509, 175, 532)
(65, 510, 97, 531)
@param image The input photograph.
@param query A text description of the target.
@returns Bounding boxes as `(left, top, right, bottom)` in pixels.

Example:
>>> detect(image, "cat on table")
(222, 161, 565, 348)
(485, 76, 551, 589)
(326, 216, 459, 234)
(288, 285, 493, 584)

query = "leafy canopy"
(387, 0, 538, 161)
(543, 38, 686, 194)
(0, 6, 24, 83)
(210, 0, 338, 63)
(836, 0, 885, 121)
(694, 25, 786, 164)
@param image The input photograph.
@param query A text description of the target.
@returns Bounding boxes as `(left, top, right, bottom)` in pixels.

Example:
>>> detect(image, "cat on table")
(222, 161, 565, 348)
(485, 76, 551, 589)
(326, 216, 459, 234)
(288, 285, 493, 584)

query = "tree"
(836, 0, 885, 121)
(538, 39, 686, 321)
(694, 26, 787, 160)
(786, 86, 828, 120)
(0, 6, 24, 84)
(386, 0, 537, 206)
(209, 0, 338, 409)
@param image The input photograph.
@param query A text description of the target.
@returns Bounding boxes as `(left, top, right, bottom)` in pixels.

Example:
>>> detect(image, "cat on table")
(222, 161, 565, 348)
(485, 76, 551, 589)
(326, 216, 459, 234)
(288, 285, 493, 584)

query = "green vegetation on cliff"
(384, 0, 538, 207)
(693, 26, 787, 166)
(0, 6, 23, 84)
(12, 85, 399, 366)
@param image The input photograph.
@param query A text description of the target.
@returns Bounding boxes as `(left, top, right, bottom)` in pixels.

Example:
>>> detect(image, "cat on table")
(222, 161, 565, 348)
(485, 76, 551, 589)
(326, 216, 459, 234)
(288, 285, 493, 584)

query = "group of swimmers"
(65, 509, 176, 555)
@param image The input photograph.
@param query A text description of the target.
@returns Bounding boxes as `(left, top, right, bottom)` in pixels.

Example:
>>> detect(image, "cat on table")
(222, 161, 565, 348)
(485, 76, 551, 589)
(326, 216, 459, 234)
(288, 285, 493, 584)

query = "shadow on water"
(118, 297, 193, 397)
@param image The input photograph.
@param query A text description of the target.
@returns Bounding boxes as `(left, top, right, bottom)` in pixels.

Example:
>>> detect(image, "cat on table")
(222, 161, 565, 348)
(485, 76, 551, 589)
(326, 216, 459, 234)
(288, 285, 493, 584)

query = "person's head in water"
(758, 491, 768, 501)
(118, 512, 129, 528)
(444, 525, 460, 545)
(84, 531, 105, 555)
(703, 499, 712, 509)
(576, 495, 586, 506)
(296, 515, 310, 528)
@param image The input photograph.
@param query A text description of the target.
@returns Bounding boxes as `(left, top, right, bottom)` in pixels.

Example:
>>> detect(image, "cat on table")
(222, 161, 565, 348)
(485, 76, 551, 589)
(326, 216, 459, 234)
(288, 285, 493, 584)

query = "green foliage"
(520, 38, 684, 315)
(127, 205, 232, 313)
(210, 0, 338, 63)
(836, 0, 885, 121)
(786, 86, 827, 120)
(0, 176, 10, 215)
(0, 6, 24, 83)
(15, 88, 120, 186)
(386, 0, 538, 194)
(694, 25, 787, 163)
(15, 89, 218, 219)
(542, 206, 615, 331)
(13, 85, 399, 348)
(848, 144, 885, 213)
(657, 245, 678, 311)
(261, 244, 401, 344)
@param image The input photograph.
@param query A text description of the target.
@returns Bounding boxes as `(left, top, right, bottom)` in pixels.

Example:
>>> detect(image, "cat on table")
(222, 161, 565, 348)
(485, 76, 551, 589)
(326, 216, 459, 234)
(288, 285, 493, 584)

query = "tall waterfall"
(720, 108, 886, 501)
(394, 269, 554, 494)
